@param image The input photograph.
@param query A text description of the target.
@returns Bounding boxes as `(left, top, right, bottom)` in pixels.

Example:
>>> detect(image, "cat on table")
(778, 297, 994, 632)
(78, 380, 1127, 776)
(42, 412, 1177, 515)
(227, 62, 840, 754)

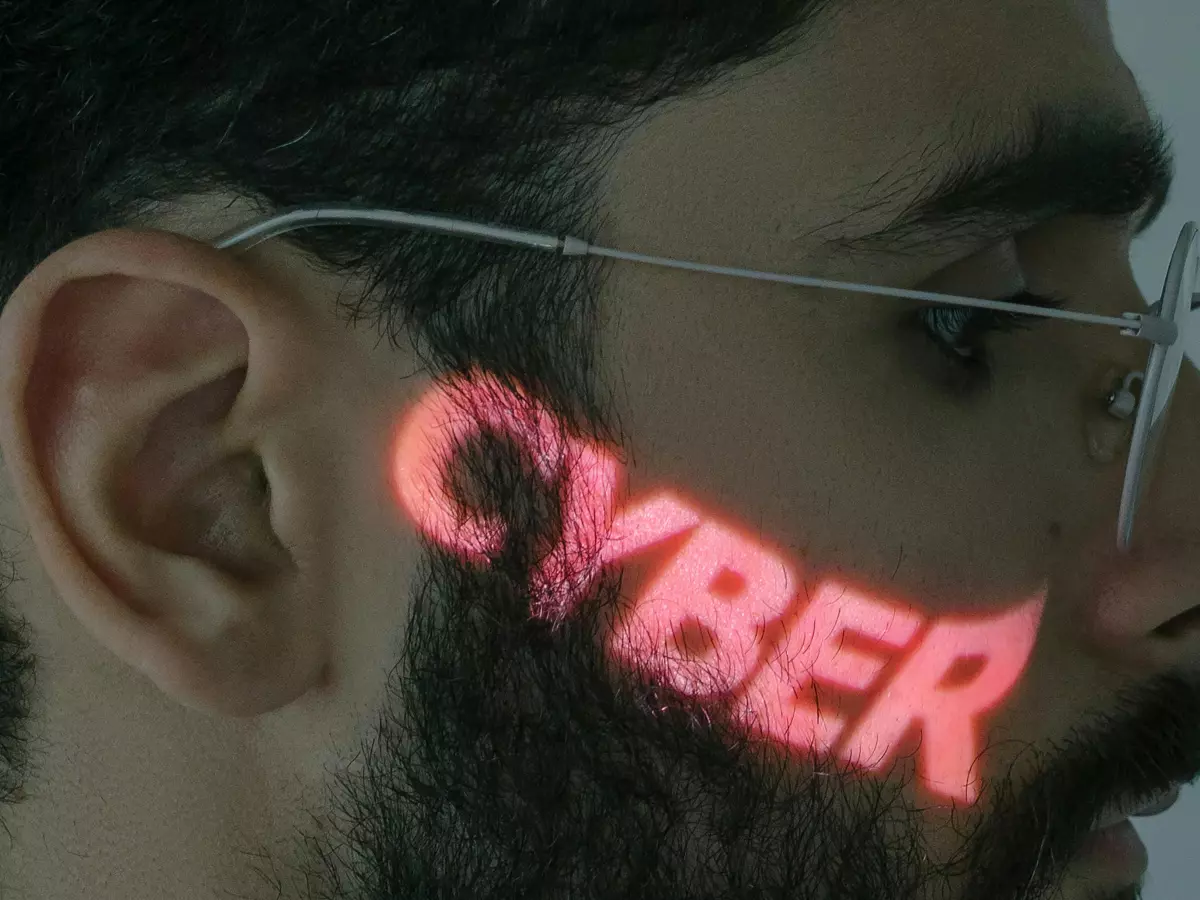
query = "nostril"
(1153, 604, 1200, 639)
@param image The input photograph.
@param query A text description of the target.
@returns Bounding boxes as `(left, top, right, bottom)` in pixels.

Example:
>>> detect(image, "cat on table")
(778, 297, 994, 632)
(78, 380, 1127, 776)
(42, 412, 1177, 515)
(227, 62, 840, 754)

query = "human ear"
(0, 227, 331, 717)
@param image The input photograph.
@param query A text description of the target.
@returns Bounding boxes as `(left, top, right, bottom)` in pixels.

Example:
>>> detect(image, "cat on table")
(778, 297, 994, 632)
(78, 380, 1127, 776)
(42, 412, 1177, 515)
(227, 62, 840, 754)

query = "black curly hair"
(0, 0, 837, 832)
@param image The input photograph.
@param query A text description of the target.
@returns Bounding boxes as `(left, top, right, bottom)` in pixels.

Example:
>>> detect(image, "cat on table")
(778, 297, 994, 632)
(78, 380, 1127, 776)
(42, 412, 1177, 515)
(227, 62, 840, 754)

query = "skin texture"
(0, 1, 1199, 899)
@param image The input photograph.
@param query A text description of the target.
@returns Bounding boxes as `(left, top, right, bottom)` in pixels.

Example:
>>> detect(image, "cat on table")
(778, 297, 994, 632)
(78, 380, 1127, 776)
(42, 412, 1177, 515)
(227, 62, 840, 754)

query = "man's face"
(0, 0, 1198, 898)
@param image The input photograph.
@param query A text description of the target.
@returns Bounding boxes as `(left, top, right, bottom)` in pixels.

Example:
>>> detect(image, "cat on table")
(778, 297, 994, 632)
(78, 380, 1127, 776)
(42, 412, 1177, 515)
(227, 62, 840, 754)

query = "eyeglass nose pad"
(1107, 371, 1143, 419)
(1085, 369, 1141, 463)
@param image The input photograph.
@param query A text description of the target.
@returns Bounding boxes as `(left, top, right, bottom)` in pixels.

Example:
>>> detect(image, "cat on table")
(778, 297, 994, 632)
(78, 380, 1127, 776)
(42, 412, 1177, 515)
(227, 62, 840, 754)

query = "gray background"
(1109, 1, 1198, 896)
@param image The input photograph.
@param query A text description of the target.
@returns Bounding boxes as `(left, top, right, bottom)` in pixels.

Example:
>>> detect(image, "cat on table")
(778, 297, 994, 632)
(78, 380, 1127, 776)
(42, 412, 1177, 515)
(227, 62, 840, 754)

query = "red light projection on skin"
(392, 371, 1046, 805)
(393, 370, 620, 620)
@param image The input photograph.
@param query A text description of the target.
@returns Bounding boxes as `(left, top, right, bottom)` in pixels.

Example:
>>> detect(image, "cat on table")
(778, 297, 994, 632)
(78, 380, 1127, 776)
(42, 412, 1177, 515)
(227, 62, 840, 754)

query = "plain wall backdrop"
(1108, 1, 1198, 897)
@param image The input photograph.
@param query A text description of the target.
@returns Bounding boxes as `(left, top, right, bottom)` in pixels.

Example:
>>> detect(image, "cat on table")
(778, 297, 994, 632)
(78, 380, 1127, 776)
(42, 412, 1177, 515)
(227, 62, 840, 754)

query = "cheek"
(603, 273, 869, 520)
(389, 365, 1051, 810)
(602, 274, 1081, 603)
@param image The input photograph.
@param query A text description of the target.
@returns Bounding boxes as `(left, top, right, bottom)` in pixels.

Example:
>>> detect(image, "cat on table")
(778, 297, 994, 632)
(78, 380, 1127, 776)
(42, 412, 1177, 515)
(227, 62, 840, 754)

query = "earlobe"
(0, 227, 330, 717)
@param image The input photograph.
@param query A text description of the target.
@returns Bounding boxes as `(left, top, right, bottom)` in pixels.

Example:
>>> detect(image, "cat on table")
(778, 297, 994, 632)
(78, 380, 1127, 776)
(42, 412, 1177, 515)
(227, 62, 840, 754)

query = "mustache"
(954, 673, 1200, 900)
(1091, 672, 1200, 806)
(995, 670, 1200, 842)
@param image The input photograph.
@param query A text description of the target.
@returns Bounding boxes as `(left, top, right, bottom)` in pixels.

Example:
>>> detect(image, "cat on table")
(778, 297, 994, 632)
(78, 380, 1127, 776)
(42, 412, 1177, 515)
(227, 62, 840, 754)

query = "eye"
(908, 289, 1067, 392)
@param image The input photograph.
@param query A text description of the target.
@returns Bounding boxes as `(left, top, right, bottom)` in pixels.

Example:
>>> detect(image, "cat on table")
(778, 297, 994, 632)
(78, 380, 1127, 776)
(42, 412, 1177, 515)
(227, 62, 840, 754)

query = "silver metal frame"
(1117, 222, 1200, 551)
(209, 205, 1199, 553)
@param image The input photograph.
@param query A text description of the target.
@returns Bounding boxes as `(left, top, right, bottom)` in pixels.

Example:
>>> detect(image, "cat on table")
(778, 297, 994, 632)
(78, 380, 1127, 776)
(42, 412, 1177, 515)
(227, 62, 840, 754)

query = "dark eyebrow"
(820, 102, 1176, 258)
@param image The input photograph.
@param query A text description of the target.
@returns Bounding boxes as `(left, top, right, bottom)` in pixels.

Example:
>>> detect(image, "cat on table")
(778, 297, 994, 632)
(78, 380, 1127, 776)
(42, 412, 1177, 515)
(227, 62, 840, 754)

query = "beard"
(291, 548, 949, 900)
(277, 541, 1142, 900)
(264, 413, 1178, 900)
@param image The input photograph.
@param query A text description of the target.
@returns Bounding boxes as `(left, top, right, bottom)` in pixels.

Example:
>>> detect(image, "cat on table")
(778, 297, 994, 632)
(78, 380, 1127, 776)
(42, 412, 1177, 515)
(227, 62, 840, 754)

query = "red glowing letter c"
(392, 370, 621, 620)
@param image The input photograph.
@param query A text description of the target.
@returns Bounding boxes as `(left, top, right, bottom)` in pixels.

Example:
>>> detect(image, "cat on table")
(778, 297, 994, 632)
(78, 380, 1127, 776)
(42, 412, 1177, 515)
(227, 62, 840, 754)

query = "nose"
(1090, 352, 1200, 672)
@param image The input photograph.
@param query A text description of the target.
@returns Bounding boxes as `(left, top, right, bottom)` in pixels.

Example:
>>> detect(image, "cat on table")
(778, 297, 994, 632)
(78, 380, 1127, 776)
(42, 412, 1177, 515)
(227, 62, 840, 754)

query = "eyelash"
(911, 289, 1068, 388)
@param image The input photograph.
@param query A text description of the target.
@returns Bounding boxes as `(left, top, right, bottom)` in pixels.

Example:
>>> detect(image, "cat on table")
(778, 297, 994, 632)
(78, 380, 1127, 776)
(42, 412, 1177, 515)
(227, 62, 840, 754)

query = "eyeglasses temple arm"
(209, 206, 1178, 347)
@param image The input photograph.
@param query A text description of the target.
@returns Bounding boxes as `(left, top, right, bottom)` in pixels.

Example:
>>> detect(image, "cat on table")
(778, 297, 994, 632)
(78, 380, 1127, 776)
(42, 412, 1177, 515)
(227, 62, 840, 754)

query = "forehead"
(823, 0, 1137, 124)
(602, 0, 1144, 274)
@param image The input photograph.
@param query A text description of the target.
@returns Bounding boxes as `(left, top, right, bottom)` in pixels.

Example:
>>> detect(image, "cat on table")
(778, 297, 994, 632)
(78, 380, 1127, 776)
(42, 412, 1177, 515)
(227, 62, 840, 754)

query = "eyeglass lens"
(1118, 222, 1200, 553)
